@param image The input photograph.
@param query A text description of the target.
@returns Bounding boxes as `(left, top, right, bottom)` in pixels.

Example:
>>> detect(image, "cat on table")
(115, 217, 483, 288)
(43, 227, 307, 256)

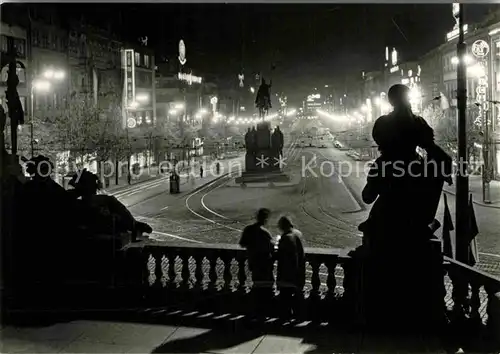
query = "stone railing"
(121, 241, 500, 335)
(444, 256, 500, 336)
(122, 242, 359, 323)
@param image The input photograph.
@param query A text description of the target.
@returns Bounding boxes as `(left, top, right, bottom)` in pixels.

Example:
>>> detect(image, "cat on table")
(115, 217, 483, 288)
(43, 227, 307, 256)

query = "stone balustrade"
(3, 235, 499, 345)
(123, 242, 358, 322)
(444, 256, 500, 337)
(120, 241, 499, 336)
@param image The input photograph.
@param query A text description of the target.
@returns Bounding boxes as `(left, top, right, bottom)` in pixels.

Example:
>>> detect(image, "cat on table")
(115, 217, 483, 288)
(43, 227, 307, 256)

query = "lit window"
(0, 35, 8, 53)
(135, 52, 140, 66)
(144, 55, 150, 68)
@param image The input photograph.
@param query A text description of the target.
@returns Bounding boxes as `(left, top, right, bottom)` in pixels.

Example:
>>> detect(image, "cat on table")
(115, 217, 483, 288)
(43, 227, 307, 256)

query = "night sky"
(62, 4, 497, 96)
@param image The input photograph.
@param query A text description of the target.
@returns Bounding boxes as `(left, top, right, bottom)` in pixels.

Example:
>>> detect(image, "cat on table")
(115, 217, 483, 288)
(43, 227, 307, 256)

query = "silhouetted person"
(20, 156, 82, 283)
(272, 127, 284, 158)
(244, 128, 252, 153)
(276, 216, 305, 320)
(216, 162, 220, 175)
(69, 169, 152, 239)
(250, 127, 258, 154)
(239, 208, 274, 319)
(199, 165, 204, 178)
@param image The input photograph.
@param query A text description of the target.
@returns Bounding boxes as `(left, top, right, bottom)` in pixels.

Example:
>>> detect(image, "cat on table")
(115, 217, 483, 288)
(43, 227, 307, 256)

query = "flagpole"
(455, 3, 470, 264)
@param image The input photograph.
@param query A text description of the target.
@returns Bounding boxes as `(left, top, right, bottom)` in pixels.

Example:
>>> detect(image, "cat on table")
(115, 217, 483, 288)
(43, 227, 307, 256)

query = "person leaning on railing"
(68, 169, 152, 240)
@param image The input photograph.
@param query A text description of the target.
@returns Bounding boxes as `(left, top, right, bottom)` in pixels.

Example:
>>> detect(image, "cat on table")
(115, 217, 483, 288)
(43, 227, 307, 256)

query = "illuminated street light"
(451, 54, 473, 65)
(250, 87, 255, 94)
(136, 93, 150, 103)
(32, 79, 51, 92)
(43, 69, 54, 79)
(409, 87, 421, 101)
(53, 70, 65, 80)
(43, 69, 65, 80)
(467, 63, 486, 77)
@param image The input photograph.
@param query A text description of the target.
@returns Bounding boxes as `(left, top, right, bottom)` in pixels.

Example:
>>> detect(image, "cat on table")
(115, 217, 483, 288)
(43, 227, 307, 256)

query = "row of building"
(1, 4, 259, 168)
(330, 10, 500, 180)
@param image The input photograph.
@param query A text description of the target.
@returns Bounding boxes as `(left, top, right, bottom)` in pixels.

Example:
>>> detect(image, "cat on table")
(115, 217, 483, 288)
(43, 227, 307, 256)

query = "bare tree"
(54, 93, 102, 170)
(422, 104, 481, 162)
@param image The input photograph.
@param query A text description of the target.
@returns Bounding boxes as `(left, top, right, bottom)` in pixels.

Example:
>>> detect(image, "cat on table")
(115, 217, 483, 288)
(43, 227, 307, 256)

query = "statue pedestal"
(345, 237, 446, 332)
(237, 123, 289, 184)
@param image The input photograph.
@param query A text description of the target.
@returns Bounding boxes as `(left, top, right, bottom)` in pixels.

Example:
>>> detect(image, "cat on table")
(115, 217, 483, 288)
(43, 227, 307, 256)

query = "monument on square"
(235, 78, 289, 184)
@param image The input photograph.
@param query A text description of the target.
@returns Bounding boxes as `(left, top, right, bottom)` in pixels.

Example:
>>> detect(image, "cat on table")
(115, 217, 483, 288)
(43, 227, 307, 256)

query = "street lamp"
(136, 93, 150, 103)
(42, 68, 65, 80)
(30, 69, 65, 157)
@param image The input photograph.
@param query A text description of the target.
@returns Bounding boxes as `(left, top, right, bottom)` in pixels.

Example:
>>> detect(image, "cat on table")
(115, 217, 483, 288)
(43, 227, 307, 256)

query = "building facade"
(0, 21, 28, 115)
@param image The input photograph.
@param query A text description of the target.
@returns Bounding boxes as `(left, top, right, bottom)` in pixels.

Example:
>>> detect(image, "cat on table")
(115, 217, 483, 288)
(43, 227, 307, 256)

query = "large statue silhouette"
(349, 84, 452, 331)
(255, 78, 272, 119)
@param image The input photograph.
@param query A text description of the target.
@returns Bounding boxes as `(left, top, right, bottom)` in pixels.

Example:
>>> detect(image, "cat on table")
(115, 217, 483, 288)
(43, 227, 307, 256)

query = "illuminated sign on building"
(473, 40, 490, 128)
(179, 40, 186, 65)
(391, 48, 398, 66)
(211, 96, 218, 114)
(124, 49, 136, 108)
(472, 40, 490, 58)
(177, 72, 202, 85)
(446, 24, 468, 41)
(127, 117, 137, 128)
(389, 65, 399, 73)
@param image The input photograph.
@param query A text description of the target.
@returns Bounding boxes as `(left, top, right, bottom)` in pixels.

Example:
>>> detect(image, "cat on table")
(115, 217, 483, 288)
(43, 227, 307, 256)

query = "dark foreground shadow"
(3, 302, 499, 353)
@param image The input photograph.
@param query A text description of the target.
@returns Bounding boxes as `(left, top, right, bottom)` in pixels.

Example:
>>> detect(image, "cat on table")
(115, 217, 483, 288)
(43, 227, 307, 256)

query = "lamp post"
(455, 2, 470, 264)
(30, 68, 65, 157)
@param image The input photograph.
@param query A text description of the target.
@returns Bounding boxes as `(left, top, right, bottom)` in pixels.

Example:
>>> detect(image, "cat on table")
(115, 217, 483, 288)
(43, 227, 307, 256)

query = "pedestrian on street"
(216, 162, 221, 175)
(276, 216, 305, 321)
(199, 165, 204, 178)
(239, 208, 275, 319)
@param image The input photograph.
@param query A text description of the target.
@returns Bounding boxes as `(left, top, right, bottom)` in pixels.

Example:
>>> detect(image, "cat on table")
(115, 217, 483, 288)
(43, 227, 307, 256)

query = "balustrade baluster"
(143, 251, 151, 287)
(167, 254, 177, 288)
(449, 268, 467, 321)
(153, 251, 164, 288)
(326, 261, 337, 300)
(181, 254, 191, 288)
(194, 255, 204, 290)
(208, 255, 218, 291)
(222, 256, 233, 291)
(469, 278, 481, 323)
(310, 260, 321, 300)
(485, 286, 500, 339)
(237, 257, 247, 292)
